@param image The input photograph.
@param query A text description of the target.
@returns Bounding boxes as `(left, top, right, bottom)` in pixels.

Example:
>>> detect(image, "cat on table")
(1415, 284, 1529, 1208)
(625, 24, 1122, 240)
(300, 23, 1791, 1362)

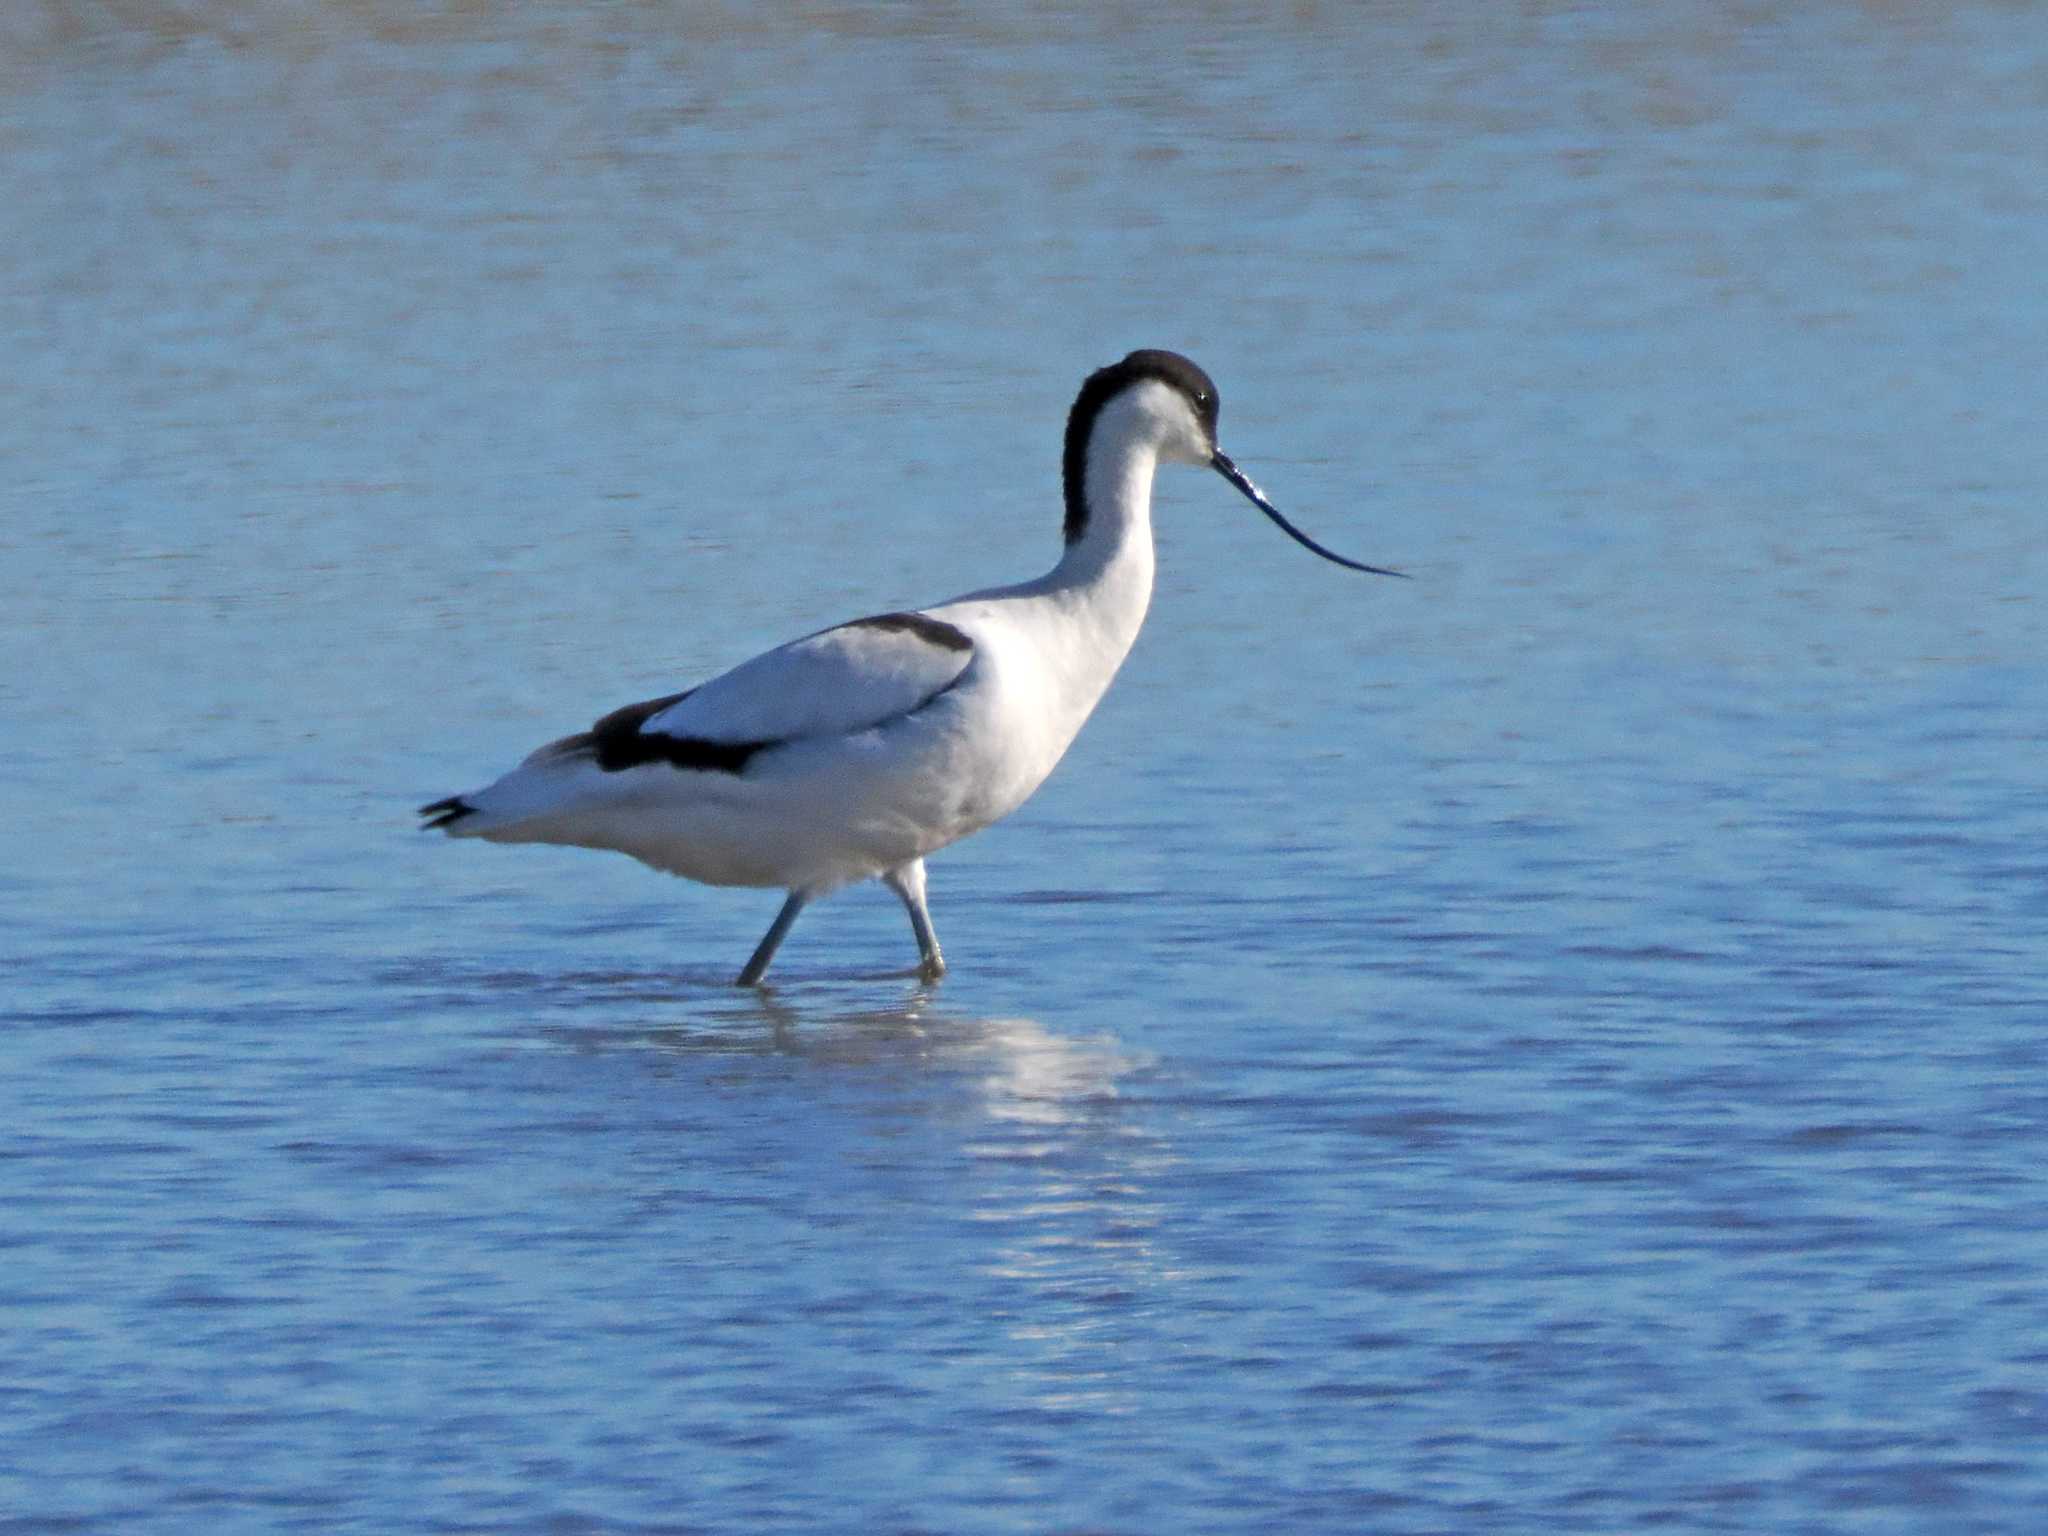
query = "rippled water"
(5, 3, 2046, 1531)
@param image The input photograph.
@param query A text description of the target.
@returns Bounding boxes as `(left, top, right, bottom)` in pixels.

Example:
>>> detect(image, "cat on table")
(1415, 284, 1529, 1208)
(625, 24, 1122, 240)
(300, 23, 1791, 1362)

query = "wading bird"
(420, 350, 1401, 984)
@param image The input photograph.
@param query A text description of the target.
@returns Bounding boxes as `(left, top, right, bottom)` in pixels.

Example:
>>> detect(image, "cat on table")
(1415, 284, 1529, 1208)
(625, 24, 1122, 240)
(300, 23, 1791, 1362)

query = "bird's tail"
(417, 738, 624, 844)
(418, 795, 477, 832)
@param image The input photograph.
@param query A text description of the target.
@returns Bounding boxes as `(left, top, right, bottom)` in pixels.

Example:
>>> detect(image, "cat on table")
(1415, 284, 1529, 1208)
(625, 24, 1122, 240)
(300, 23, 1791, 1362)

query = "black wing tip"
(418, 795, 476, 831)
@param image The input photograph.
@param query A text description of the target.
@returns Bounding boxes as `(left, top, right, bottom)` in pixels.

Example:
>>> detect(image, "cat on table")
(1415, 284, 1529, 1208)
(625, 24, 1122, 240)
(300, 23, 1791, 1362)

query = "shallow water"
(4, 3, 2047, 1531)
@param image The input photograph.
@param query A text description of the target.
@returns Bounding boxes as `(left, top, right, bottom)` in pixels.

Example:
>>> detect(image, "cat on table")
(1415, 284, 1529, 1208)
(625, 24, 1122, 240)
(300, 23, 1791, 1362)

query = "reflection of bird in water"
(420, 351, 1400, 985)
(548, 996, 1144, 1133)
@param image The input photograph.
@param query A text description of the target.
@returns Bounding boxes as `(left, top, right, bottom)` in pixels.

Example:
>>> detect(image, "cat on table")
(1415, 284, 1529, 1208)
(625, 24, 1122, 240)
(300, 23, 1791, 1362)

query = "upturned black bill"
(1211, 452, 1406, 578)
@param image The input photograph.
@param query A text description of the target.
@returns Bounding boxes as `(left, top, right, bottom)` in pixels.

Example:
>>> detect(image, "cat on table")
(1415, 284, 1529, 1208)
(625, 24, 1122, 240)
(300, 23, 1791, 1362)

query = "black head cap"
(1063, 350, 1220, 544)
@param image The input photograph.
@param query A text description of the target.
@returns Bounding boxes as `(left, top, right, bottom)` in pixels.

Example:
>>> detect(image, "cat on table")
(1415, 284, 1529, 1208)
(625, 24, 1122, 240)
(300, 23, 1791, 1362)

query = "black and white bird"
(420, 350, 1401, 985)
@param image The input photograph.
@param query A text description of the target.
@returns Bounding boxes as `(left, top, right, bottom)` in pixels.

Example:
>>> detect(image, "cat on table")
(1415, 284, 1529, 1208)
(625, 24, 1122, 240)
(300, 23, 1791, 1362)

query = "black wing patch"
(562, 614, 973, 778)
(568, 687, 776, 774)
(841, 610, 973, 652)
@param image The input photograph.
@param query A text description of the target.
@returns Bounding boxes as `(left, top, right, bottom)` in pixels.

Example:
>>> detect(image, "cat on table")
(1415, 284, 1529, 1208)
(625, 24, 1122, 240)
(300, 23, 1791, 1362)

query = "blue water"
(5, 3, 2047, 1531)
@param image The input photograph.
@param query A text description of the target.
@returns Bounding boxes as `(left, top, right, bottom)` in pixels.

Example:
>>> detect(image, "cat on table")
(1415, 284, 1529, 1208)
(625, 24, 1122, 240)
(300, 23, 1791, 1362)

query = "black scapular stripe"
(570, 688, 773, 774)
(843, 610, 973, 652)
(579, 613, 973, 777)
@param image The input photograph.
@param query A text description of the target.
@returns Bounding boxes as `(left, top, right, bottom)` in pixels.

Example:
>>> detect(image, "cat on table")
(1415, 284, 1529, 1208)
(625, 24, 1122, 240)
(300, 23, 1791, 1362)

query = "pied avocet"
(420, 350, 1401, 985)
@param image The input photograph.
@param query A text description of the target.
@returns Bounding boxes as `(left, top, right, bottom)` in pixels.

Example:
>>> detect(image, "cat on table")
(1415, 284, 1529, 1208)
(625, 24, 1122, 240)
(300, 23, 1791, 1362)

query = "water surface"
(3, 3, 2045, 1531)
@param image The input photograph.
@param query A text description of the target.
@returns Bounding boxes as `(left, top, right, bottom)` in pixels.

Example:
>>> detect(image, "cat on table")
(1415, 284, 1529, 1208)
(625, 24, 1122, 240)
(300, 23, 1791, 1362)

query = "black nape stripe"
(843, 611, 973, 652)
(1062, 349, 1221, 545)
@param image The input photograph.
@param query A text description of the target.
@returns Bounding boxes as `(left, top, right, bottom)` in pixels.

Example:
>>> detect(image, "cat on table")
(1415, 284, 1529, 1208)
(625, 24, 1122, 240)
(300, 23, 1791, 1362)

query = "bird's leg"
(882, 860, 945, 983)
(735, 891, 809, 987)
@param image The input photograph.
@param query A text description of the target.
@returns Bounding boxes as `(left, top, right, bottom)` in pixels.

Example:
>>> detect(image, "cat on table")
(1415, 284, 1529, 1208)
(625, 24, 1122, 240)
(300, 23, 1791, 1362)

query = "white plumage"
(421, 350, 1400, 985)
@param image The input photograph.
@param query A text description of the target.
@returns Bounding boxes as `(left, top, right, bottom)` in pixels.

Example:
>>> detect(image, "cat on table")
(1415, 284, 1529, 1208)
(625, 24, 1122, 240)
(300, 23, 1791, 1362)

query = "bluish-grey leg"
(883, 860, 945, 982)
(736, 891, 808, 987)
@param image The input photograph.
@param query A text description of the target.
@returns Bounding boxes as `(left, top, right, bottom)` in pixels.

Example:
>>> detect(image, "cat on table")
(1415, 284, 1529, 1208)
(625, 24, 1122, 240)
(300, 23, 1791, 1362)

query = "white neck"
(924, 386, 1195, 800)
(1043, 391, 1161, 626)
(934, 393, 1163, 760)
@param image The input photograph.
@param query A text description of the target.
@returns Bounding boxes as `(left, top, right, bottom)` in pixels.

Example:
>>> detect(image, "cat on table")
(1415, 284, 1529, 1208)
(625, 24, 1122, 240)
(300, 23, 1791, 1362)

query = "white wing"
(604, 611, 975, 768)
(430, 610, 979, 846)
